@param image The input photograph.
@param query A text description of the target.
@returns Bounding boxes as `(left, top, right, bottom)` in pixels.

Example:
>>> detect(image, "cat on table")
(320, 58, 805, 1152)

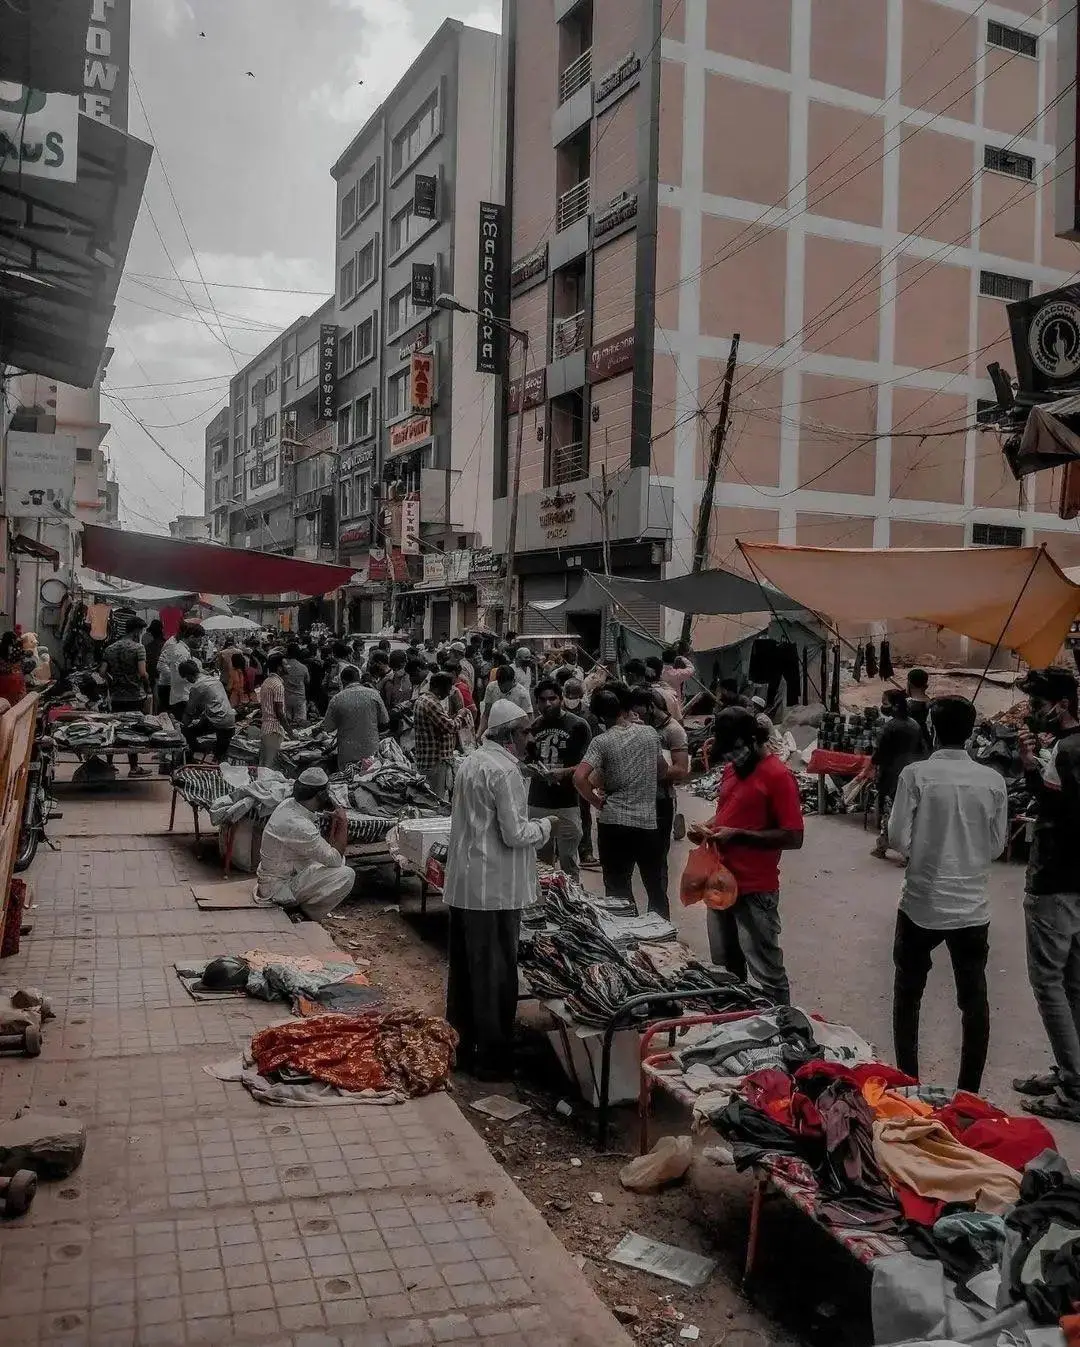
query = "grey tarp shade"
(549, 568, 804, 616)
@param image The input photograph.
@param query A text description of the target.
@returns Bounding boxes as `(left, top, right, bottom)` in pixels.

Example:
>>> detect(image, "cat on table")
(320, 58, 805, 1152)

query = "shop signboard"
(423, 553, 447, 587)
(82, 0, 131, 128)
(447, 549, 471, 584)
(411, 262, 435, 310)
(470, 546, 501, 577)
(389, 415, 431, 454)
(511, 242, 548, 292)
(410, 350, 433, 411)
(0, 87, 79, 183)
(339, 520, 372, 549)
(508, 367, 546, 415)
(475, 577, 503, 607)
(398, 326, 428, 361)
(476, 201, 508, 374)
(413, 173, 438, 219)
(587, 328, 635, 385)
(318, 324, 338, 421)
(400, 493, 421, 555)
(5, 432, 76, 518)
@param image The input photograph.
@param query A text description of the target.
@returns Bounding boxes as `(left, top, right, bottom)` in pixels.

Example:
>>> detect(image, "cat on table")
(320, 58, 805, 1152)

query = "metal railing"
(550, 440, 588, 485)
(559, 49, 592, 104)
(552, 310, 586, 360)
(556, 178, 590, 232)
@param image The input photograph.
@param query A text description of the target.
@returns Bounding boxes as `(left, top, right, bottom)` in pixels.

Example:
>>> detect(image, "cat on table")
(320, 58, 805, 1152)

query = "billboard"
(410, 350, 433, 411)
(318, 325, 338, 422)
(82, 0, 131, 130)
(476, 201, 508, 374)
(401, 494, 421, 555)
(0, 86, 79, 183)
(5, 432, 76, 519)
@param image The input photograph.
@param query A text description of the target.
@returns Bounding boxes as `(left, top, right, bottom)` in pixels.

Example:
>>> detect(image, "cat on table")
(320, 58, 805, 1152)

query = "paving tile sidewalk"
(0, 782, 628, 1346)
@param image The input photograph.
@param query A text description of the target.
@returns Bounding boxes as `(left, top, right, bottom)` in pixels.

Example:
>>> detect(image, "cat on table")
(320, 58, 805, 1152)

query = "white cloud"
(149, 0, 195, 37)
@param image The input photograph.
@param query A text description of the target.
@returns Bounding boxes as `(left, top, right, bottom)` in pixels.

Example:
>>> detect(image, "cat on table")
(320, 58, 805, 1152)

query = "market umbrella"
(201, 614, 262, 634)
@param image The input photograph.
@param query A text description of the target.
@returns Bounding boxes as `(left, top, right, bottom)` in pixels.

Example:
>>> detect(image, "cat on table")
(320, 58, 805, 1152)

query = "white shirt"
(443, 741, 551, 912)
(158, 637, 191, 702)
(888, 749, 1009, 930)
(256, 797, 343, 901)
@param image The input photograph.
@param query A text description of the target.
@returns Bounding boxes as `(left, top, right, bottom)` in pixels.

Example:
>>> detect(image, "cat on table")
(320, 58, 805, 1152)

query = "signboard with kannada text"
(588, 329, 635, 385)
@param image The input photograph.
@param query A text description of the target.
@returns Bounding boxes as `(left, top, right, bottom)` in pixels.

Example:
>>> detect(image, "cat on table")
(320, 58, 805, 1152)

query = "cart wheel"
(23, 1023, 41, 1057)
(4, 1170, 37, 1217)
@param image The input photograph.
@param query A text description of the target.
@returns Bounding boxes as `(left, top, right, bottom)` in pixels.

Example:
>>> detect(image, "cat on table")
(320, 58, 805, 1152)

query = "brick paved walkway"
(0, 780, 628, 1347)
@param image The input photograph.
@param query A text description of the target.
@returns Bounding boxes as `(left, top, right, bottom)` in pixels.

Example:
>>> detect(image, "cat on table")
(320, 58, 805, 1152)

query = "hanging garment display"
(879, 639, 894, 680)
(865, 642, 879, 679)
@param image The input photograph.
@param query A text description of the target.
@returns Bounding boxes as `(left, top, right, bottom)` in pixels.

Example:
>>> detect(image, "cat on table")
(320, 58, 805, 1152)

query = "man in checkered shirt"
(413, 671, 468, 798)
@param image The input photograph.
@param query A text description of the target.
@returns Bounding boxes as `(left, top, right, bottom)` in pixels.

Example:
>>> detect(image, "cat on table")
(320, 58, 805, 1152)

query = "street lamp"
(436, 293, 530, 633)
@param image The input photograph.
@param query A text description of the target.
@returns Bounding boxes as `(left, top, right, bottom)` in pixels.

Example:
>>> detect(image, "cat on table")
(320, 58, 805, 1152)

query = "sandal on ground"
(128, 766, 150, 778)
(1021, 1090, 1080, 1122)
(1013, 1069, 1060, 1096)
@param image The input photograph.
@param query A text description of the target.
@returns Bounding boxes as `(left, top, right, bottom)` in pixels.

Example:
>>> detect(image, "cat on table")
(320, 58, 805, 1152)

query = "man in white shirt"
(443, 701, 554, 1080)
(888, 695, 1009, 1093)
(256, 768, 355, 919)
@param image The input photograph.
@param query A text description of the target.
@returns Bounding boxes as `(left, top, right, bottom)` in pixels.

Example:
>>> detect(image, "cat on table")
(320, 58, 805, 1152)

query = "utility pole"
(501, 330, 529, 633)
(587, 461, 614, 578)
(680, 332, 739, 646)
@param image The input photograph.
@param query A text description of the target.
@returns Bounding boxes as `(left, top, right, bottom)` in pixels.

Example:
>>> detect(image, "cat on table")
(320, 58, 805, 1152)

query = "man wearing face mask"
(1013, 667, 1080, 1120)
(688, 706, 803, 1004)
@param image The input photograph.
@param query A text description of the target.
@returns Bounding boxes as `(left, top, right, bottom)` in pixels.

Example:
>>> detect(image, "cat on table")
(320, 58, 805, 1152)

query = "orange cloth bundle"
(679, 842, 739, 910)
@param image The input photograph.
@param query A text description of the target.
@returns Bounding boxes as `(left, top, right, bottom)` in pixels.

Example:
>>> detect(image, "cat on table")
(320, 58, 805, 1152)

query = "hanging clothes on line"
(880, 640, 894, 680)
(853, 643, 865, 682)
(865, 642, 879, 679)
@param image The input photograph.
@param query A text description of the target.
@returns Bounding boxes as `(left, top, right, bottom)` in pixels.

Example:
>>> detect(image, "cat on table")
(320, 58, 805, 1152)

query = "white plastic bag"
(619, 1135, 693, 1193)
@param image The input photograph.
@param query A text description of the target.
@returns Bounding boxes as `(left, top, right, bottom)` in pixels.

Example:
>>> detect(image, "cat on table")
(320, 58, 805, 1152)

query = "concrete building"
(330, 18, 503, 638)
(502, 0, 1079, 656)
(169, 515, 210, 541)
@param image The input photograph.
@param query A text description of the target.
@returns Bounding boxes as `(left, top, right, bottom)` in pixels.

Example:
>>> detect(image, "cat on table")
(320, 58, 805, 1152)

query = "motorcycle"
(13, 673, 87, 872)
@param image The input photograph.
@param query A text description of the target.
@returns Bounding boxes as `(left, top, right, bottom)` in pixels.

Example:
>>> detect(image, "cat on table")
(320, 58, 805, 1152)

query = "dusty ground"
(321, 868, 873, 1347)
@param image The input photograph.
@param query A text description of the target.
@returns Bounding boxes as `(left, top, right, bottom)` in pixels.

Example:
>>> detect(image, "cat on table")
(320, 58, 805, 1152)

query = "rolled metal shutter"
(521, 574, 568, 636)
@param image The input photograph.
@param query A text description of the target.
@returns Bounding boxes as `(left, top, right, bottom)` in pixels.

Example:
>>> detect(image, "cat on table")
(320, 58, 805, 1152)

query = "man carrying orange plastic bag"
(687, 706, 804, 1005)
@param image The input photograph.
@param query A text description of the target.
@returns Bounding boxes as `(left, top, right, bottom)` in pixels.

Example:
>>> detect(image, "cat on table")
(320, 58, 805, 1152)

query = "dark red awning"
(81, 524, 357, 597)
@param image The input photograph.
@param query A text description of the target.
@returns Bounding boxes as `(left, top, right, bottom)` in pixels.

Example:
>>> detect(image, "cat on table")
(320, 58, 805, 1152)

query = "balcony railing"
(550, 440, 588, 485)
(552, 310, 586, 360)
(556, 178, 590, 232)
(559, 49, 592, 104)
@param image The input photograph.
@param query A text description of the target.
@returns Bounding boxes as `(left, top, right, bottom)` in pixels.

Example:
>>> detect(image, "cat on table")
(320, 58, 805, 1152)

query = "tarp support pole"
(973, 545, 1044, 699)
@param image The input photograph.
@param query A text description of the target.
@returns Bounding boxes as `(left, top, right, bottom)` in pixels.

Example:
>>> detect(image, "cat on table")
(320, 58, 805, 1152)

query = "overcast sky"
(104, 0, 500, 533)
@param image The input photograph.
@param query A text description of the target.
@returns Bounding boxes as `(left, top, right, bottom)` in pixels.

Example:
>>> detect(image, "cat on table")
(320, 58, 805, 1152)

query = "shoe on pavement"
(1013, 1069, 1060, 1096)
(128, 765, 150, 779)
(1021, 1089, 1080, 1122)
(870, 845, 888, 859)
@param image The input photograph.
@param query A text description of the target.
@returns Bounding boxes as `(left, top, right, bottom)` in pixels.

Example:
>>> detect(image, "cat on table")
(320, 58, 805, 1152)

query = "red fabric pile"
(251, 1010, 458, 1096)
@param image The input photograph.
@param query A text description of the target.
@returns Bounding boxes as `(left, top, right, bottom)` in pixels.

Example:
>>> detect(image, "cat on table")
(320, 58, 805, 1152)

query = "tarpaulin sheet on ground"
(741, 542, 1080, 667)
(82, 524, 356, 598)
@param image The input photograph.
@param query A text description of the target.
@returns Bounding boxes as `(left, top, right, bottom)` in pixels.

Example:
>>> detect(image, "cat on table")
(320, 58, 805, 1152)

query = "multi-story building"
(205, 406, 231, 542)
(330, 18, 503, 638)
(169, 515, 210, 542)
(502, 0, 1080, 657)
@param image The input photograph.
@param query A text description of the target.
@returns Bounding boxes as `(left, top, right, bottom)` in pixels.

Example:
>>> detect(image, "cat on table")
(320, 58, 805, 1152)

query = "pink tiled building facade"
(500, 0, 1079, 654)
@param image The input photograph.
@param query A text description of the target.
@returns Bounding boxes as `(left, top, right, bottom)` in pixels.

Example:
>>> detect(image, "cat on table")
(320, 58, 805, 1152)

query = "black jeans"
(893, 910, 990, 1093)
(446, 908, 522, 1075)
(183, 718, 234, 763)
(656, 794, 676, 903)
(579, 798, 594, 859)
(596, 821, 668, 918)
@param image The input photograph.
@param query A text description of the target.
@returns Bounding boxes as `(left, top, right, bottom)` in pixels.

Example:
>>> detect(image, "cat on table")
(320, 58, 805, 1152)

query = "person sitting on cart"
(175, 659, 236, 762)
(256, 767, 355, 919)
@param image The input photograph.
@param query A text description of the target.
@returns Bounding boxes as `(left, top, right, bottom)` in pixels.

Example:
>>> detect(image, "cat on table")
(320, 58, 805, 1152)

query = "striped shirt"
(259, 673, 287, 736)
(443, 741, 551, 911)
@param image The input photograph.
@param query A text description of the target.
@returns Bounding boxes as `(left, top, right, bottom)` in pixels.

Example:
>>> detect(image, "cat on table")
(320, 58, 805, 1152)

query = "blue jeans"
(707, 890, 791, 1005)
(1025, 890, 1080, 1097)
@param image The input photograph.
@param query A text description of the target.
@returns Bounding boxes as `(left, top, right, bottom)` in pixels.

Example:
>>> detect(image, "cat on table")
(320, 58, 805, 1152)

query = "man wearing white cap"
(449, 640, 475, 698)
(256, 768, 355, 919)
(443, 700, 556, 1079)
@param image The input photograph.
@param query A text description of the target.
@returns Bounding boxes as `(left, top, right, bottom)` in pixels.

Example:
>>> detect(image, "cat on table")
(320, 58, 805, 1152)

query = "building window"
(250, 386, 260, 406)
(389, 200, 425, 255)
(233, 435, 243, 459)
(213, 479, 226, 505)
(249, 426, 259, 449)
(263, 413, 277, 441)
(75, 445, 93, 463)
(357, 236, 379, 290)
(337, 403, 353, 447)
(340, 183, 358, 234)
(297, 342, 318, 385)
(265, 369, 277, 396)
(987, 20, 1038, 58)
(979, 270, 1031, 302)
(232, 468, 242, 500)
(355, 391, 374, 440)
(387, 284, 415, 337)
(387, 367, 410, 419)
(972, 522, 1024, 546)
(984, 145, 1034, 180)
(283, 354, 294, 382)
(339, 256, 357, 304)
(339, 479, 350, 518)
(391, 90, 440, 175)
(356, 313, 377, 364)
(357, 162, 379, 215)
(354, 470, 371, 516)
(339, 329, 354, 374)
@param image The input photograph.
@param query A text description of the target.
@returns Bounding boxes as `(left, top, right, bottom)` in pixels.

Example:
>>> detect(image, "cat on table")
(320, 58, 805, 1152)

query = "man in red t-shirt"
(689, 707, 804, 1004)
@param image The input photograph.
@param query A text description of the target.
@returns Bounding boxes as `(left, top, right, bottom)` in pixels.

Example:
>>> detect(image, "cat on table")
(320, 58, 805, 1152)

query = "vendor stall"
(50, 709, 186, 782)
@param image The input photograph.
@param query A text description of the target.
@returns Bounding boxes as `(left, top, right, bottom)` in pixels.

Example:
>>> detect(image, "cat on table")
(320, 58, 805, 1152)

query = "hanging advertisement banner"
(0, 86, 79, 183)
(476, 201, 508, 374)
(5, 432, 76, 518)
(411, 261, 435, 309)
(318, 324, 338, 421)
(410, 350, 433, 411)
(400, 494, 421, 555)
(413, 174, 438, 219)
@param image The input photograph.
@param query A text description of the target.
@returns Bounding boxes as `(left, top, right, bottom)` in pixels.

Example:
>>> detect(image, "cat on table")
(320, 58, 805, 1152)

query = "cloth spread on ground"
(174, 953, 380, 1013)
(206, 1055, 403, 1106)
(872, 1115, 1023, 1214)
(1005, 1154, 1080, 1323)
(250, 1010, 457, 1096)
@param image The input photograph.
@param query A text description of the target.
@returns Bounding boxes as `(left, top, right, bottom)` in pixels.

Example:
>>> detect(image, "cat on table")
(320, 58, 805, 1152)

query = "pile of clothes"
(53, 711, 185, 755)
(250, 1009, 457, 1097)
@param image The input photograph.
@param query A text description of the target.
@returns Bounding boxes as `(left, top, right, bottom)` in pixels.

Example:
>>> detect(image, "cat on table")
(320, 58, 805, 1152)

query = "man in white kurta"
(256, 768, 355, 919)
(443, 701, 554, 1080)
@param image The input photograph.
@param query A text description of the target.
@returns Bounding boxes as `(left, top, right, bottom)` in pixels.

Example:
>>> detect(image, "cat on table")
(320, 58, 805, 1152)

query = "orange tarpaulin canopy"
(81, 524, 357, 598)
(739, 542, 1080, 667)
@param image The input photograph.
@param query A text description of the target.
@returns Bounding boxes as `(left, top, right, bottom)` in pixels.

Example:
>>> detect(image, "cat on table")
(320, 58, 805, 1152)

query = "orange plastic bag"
(679, 842, 738, 910)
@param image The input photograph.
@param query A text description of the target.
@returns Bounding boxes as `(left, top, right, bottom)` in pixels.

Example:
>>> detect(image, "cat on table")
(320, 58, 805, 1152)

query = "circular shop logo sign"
(1029, 300, 1080, 380)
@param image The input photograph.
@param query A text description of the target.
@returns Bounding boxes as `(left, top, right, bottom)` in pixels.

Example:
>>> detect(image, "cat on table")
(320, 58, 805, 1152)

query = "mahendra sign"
(0, 85, 79, 183)
(476, 201, 508, 375)
(83, 0, 131, 130)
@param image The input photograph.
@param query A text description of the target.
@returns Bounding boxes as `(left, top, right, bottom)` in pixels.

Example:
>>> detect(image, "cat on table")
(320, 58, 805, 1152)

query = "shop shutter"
(602, 570, 663, 660)
(521, 574, 568, 636)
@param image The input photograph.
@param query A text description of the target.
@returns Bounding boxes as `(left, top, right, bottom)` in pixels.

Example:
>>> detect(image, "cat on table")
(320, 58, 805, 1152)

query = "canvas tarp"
(741, 542, 1080, 667)
(536, 567, 803, 617)
(81, 524, 357, 598)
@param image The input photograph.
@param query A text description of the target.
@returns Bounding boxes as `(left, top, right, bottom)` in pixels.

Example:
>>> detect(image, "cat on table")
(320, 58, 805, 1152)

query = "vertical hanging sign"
(318, 325, 338, 422)
(476, 201, 508, 375)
